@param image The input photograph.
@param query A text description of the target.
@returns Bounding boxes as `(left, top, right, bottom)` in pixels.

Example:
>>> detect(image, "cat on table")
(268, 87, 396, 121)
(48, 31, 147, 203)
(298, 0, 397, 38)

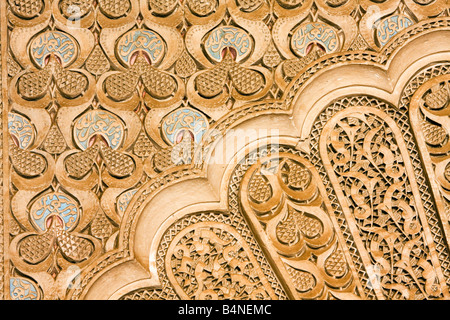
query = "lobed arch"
(73, 23, 450, 300)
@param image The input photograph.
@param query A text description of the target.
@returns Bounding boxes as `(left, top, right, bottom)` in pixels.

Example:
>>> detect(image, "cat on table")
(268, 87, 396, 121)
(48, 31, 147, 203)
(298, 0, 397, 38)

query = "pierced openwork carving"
(321, 106, 445, 299)
(2, 0, 450, 300)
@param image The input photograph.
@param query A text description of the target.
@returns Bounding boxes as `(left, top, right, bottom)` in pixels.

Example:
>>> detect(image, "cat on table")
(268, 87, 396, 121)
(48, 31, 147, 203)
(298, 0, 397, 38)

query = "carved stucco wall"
(2, 0, 450, 300)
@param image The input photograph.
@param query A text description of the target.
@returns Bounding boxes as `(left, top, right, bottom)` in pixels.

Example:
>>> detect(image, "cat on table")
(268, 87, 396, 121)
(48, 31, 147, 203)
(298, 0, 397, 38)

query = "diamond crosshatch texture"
(1, 0, 450, 300)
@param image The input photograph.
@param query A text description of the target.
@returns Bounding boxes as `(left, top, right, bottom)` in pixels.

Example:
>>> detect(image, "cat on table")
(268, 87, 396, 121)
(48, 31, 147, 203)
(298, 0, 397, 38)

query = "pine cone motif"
(175, 50, 197, 79)
(285, 265, 316, 292)
(85, 45, 110, 76)
(262, 41, 282, 68)
(324, 248, 348, 278)
(43, 125, 67, 155)
(91, 210, 114, 240)
(133, 131, 155, 158)
(285, 161, 312, 190)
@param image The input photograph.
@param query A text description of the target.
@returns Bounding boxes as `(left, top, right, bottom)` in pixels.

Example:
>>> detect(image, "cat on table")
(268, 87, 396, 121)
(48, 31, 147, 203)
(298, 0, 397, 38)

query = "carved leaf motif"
(98, 0, 131, 18)
(65, 145, 99, 179)
(186, 0, 216, 16)
(141, 67, 177, 99)
(285, 265, 316, 292)
(284, 160, 312, 190)
(10, 142, 46, 177)
(229, 65, 264, 95)
(9, 0, 43, 19)
(18, 56, 88, 100)
(276, 207, 323, 245)
(195, 64, 229, 98)
(56, 228, 94, 262)
(100, 145, 135, 178)
(19, 232, 54, 264)
(324, 248, 348, 278)
(18, 68, 52, 100)
(105, 70, 140, 101)
(248, 173, 272, 203)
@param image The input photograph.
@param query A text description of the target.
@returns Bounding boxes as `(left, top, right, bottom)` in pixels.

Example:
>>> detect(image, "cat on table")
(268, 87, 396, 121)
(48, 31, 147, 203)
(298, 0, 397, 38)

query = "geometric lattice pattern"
(2, 0, 450, 300)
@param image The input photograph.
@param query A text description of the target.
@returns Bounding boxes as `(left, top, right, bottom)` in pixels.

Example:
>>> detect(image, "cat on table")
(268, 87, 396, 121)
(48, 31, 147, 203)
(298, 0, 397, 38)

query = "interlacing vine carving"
(240, 152, 361, 299)
(322, 108, 445, 299)
(121, 212, 288, 300)
(2, 0, 450, 300)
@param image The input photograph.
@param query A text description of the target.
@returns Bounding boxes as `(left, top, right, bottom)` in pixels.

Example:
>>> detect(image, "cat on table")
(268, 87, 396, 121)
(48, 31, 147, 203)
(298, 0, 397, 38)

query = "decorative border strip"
(0, 23, 3, 302)
(0, 0, 6, 300)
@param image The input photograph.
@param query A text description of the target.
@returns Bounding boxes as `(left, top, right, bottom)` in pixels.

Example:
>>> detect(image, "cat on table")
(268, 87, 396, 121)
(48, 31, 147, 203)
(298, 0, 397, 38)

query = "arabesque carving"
(1, 0, 450, 300)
